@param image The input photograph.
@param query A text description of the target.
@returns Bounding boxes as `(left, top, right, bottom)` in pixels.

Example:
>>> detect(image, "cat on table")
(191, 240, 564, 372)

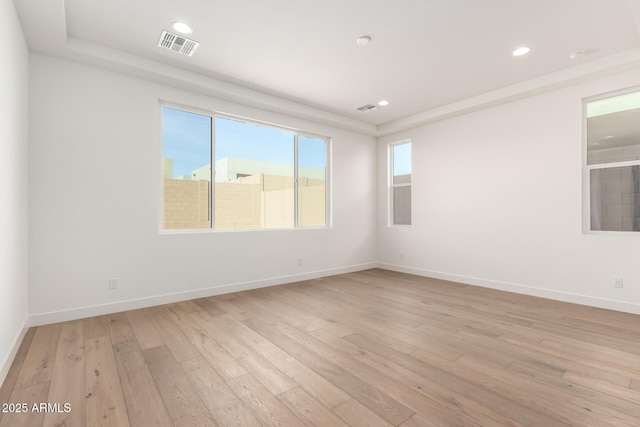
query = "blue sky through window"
(162, 107, 211, 178)
(299, 135, 326, 170)
(163, 107, 326, 178)
(393, 142, 411, 176)
(214, 116, 293, 166)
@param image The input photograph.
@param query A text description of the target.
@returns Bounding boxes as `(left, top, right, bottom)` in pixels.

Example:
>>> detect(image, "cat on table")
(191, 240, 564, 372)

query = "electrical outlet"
(613, 277, 623, 288)
(297, 258, 303, 266)
(400, 252, 405, 259)
(109, 278, 118, 290)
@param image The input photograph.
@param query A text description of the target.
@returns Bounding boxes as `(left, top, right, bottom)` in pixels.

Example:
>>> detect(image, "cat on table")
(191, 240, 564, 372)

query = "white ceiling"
(14, 0, 640, 135)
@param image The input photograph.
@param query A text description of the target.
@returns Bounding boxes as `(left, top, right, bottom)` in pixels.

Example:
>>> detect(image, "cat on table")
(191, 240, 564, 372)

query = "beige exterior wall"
(262, 189, 294, 229)
(162, 178, 211, 229)
(163, 179, 211, 229)
(299, 177, 326, 226)
(214, 177, 264, 230)
(163, 173, 325, 230)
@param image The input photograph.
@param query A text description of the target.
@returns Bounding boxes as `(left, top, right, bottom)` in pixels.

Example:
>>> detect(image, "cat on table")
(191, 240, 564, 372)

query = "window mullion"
(294, 133, 299, 228)
(210, 116, 215, 230)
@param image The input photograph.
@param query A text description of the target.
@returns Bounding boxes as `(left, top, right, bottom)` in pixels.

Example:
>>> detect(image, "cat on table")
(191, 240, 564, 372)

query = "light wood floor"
(1, 269, 640, 426)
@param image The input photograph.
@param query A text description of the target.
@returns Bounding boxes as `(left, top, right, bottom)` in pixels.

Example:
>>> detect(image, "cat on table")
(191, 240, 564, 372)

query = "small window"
(390, 141, 412, 225)
(585, 88, 640, 232)
(161, 106, 329, 231)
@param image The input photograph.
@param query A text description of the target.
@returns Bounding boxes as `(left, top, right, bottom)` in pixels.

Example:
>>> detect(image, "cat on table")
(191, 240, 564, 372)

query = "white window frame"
(583, 85, 640, 235)
(160, 103, 331, 233)
(294, 131, 332, 228)
(389, 140, 412, 227)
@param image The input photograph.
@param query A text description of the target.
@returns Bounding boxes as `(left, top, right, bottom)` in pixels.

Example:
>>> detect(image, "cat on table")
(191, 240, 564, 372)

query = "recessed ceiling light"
(356, 36, 371, 46)
(172, 22, 193, 35)
(512, 46, 531, 57)
(378, 100, 389, 106)
(603, 135, 614, 139)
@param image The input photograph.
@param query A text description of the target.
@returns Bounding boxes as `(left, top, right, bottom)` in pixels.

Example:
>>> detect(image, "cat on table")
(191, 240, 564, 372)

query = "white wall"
(0, 0, 30, 385)
(28, 54, 377, 324)
(378, 69, 640, 314)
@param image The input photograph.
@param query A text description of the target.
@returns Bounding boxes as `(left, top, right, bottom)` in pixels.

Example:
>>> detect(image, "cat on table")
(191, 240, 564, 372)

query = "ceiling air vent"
(356, 103, 378, 113)
(158, 30, 199, 57)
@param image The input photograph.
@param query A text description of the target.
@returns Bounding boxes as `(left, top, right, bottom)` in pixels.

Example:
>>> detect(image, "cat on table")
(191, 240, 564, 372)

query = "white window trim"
(582, 85, 640, 235)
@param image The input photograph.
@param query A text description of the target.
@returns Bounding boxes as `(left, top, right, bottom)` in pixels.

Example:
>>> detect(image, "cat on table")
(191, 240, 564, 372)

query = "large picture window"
(585, 88, 640, 232)
(390, 141, 412, 226)
(162, 107, 328, 231)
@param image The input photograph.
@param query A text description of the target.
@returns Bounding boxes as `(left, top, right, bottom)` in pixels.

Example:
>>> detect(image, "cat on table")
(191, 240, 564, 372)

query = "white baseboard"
(378, 263, 640, 315)
(0, 316, 29, 389)
(27, 261, 640, 327)
(29, 262, 378, 326)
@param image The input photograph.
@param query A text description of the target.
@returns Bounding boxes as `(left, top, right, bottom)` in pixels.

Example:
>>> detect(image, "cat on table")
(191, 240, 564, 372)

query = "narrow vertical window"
(585, 89, 640, 232)
(297, 135, 327, 227)
(390, 141, 412, 226)
(162, 107, 212, 230)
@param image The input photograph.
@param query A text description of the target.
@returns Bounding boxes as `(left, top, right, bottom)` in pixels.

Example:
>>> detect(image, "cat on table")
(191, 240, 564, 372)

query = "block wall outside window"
(161, 106, 329, 231)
